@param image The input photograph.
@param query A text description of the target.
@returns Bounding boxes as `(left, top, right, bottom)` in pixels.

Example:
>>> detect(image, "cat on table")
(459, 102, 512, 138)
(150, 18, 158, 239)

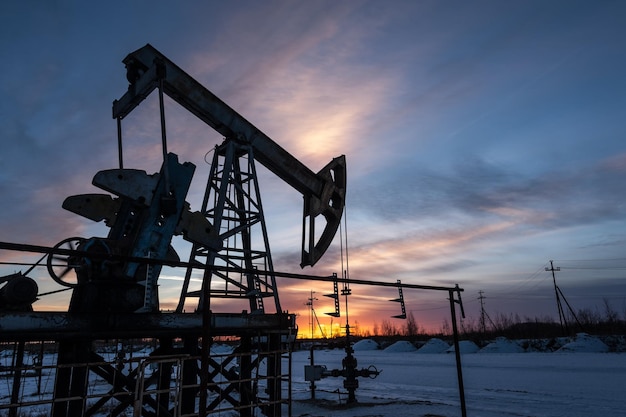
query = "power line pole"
(306, 291, 317, 339)
(545, 260, 587, 336)
(545, 260, 585, 335)
(477, 290, 496, 333)
(546, 260, 567, 334)
(478, 291, 487, 333)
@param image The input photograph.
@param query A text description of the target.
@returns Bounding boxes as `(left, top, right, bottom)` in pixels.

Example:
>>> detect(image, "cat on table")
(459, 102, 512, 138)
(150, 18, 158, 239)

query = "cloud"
(351, 153, 626, 233)
(1, 1, 625, 334)
(175, 3, 401, 170)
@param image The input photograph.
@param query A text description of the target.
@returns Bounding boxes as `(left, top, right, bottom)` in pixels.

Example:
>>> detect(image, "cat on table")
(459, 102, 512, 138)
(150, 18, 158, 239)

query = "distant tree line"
(360, 299, 626, 341)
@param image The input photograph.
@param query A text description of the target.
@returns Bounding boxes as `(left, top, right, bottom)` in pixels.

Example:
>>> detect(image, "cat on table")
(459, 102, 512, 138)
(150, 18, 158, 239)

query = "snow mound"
(211, 344, 234, 354)
(558, 333, 609, 353)
(353, 339, 379, 351)
(445, 340, 479, 354)
(384, 340, 416, 352)
(134, 346, 154, 356)
(416, 338, 449, 353)
(523, 337, 568, 352)
(480, 337, 524, 353)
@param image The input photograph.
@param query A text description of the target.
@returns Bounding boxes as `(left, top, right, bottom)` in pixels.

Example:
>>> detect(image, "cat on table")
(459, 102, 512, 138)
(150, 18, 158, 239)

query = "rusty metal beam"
(111, 44, 346, 266)
(0, 312, 295, 342)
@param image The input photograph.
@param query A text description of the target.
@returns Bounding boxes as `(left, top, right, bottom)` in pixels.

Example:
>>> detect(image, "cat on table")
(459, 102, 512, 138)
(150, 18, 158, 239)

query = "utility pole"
(546, 260, 567, 335)
(478, 291, 487, 333)
(545, 260, 585, 335)
(477, 291, 495, 334)
(306, 291, 317, 339)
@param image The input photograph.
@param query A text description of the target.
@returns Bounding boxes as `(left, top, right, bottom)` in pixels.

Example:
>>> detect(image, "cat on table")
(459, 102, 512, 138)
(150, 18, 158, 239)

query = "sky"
(1, 1, 625, 334)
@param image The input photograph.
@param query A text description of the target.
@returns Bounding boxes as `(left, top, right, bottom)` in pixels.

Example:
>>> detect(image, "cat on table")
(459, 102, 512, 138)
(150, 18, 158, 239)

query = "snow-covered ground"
(2, 335, 625, 417)
(289, 336, 626, 417)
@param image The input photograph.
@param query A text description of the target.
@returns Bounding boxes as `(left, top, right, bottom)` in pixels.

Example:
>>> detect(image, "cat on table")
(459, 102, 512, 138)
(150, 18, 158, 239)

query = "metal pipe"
(0, 238, 464, 294)
(116, 117, 123, 169)
(157, 78, 171, 194)
(449, 289, 467, 417)
(9, 341, 24, 417)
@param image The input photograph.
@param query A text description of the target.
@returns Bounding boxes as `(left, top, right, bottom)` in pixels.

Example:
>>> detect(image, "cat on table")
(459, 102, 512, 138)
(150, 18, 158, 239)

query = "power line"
(488, 263, 550, 297)
(554, 257, 626, 263)
(559, 266, 626, 270)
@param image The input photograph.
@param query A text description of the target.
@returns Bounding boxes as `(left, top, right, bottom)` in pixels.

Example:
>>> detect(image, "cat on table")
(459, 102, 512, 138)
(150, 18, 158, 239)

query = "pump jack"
(0, 44, 345, 417)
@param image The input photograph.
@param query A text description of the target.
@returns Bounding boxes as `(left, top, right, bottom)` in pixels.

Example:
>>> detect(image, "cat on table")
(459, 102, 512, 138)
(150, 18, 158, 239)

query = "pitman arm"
(112, 44, 346, 267)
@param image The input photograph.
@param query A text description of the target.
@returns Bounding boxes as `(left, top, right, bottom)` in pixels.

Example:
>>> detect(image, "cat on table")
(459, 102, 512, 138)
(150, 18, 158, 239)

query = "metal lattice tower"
(177, 140, 281, 314)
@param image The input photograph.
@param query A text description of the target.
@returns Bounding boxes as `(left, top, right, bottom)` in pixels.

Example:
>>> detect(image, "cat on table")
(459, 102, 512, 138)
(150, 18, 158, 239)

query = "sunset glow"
(1, 1, 626, 336)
